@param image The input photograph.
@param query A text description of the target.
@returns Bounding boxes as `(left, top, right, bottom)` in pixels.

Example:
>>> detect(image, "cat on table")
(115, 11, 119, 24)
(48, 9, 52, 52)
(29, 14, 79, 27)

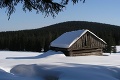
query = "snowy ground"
(0, 51, 120, 80)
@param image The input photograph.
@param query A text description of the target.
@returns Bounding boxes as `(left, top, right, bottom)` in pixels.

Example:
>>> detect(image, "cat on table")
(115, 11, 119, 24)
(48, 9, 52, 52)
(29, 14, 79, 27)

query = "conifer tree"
(0, 0, 85, 19)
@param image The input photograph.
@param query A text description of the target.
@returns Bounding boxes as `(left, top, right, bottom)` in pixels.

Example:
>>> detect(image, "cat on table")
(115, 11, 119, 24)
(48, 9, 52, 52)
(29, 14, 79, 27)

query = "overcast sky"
(0, 0, 120, 32)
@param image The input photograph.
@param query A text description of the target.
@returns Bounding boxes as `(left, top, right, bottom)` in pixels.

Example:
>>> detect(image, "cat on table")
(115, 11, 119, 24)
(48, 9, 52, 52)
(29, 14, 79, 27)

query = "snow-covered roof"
(50, 29, 106, 48)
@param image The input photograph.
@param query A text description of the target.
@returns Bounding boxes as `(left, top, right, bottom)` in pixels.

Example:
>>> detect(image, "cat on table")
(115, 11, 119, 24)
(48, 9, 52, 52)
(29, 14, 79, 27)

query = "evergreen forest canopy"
(0, 21, 120, 52)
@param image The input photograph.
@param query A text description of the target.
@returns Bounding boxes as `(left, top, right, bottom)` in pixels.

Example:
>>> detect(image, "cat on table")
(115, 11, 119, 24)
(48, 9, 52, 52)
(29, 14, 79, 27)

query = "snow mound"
(3, 64, 120, 80)
(43, 50, 65, 58)
(59, 65, 120, 80)
(10, 64, 61, 80)
(0, 69, 16, 80)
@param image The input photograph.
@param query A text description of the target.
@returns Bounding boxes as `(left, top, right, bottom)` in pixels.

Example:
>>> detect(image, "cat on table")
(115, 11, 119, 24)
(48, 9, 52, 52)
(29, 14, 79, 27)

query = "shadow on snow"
(1, 63, 120, 80)
(6, 51, 63, 59)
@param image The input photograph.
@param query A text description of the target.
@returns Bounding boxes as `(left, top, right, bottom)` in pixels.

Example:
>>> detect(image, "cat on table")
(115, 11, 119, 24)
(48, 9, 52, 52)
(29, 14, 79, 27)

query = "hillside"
(0, 21, 120, 52)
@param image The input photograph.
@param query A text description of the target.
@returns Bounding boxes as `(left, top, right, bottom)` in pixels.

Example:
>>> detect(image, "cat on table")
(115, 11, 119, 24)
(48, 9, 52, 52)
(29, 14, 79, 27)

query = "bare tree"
(0, 0, 85, 19)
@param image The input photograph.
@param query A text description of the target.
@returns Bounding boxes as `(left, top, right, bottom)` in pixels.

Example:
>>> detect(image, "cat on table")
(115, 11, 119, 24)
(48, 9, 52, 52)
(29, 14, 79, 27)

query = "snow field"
(0, 51, 120, 80)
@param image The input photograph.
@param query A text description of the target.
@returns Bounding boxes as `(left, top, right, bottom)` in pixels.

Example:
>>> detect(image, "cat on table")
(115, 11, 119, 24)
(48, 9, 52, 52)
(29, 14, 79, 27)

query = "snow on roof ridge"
(51, 29, 106, 48)
(68, 29, 87, 48)
(51, 29, 86, 48)
(86, 30, 107, 44)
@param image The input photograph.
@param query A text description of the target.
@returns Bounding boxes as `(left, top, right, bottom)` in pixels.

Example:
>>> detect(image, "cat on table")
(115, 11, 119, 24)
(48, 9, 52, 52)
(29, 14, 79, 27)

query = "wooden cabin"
(50, 30, 107, 56)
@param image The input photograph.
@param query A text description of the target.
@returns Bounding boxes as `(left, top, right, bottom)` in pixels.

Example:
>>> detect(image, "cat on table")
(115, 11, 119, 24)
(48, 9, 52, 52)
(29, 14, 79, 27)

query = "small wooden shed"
(50, 29, 107, 56)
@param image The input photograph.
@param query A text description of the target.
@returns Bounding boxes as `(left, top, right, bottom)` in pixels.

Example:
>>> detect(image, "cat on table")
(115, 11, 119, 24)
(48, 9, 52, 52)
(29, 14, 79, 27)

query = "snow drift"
(0, 51, 120, 80)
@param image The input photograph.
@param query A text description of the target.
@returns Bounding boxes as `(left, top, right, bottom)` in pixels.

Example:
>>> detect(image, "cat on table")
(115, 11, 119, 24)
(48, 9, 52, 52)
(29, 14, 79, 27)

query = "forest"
(0, 21, 120, 52)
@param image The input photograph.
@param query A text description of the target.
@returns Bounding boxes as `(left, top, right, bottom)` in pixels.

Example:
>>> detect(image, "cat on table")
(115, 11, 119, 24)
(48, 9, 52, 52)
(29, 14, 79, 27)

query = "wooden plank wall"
(69, 49, 103, 56)
(69, 32, 106, 51)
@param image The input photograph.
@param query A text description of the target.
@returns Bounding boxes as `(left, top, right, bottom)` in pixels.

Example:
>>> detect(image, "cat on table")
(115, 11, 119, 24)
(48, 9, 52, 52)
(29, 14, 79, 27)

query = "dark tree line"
(0, 21, 120, 52)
